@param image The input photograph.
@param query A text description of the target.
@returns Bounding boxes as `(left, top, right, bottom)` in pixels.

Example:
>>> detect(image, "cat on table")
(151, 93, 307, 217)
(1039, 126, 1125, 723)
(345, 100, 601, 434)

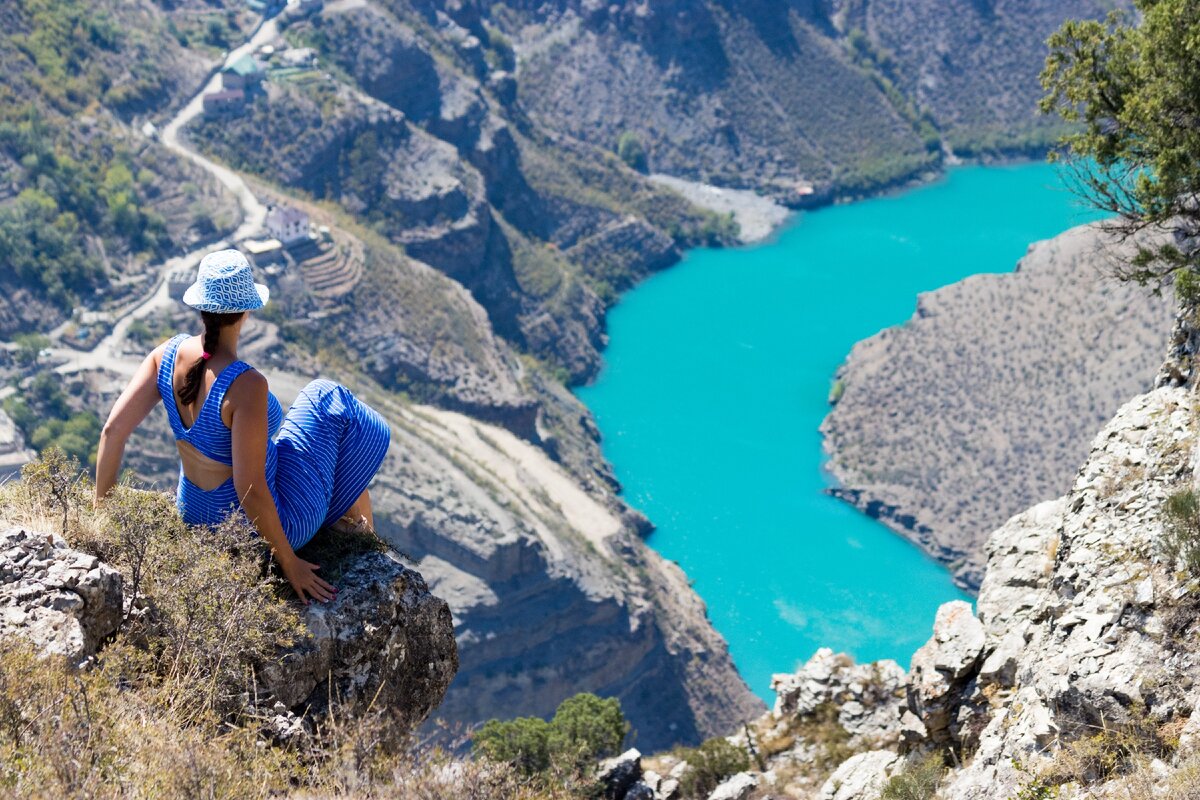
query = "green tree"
(474, 716, 553, 774)
(617, 131, 648, 173)
(548, 693, 628, 769)
(473, 692, 628, 776)
(1040, 1, 1200, 297)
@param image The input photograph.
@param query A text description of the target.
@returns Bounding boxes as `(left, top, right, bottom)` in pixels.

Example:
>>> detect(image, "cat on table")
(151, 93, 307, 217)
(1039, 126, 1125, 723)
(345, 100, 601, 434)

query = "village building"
(221, 55, 266, 92)
(266, 205, 311, 246)
(280, 47, 317, 68)
(242, 238, 285, 268)
(202, 88, 245, 117)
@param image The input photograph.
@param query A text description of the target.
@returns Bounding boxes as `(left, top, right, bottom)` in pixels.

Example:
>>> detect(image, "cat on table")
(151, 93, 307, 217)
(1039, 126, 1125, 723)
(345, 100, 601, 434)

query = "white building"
(266, 205, 310, 246)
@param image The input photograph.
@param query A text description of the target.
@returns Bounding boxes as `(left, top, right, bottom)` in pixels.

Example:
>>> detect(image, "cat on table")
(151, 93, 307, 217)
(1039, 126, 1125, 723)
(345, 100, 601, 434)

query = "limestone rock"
(906, 601, 984, 745)
(706, 771, 758, 800)
(771, 647, 907, 744)
(0, 527, 122, 663)
(818, 749, 900, 800)
(259, 549, 457, 730)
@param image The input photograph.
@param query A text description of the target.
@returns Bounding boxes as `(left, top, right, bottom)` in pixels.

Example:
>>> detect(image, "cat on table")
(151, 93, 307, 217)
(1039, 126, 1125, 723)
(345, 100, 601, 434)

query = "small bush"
(1160, 489, 1200, 577)
(474, 692, 628, 779)
(616, 131, 648, 172)
(881, 752, 945, 800)
(674, 736, 751, 798)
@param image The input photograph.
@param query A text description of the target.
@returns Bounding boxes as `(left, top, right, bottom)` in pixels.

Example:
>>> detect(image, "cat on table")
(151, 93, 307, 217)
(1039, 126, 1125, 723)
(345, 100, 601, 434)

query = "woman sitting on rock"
(94, 249, 391, 604)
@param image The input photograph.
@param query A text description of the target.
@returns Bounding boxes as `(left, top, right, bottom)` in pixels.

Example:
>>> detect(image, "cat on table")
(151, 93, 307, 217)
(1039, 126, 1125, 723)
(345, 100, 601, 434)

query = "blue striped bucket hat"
(182, 248, 270, 312)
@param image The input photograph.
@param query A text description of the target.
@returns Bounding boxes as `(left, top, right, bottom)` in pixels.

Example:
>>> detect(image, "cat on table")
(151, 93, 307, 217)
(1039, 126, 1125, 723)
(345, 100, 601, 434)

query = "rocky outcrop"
(0, 527, 123, 663)
(0, 521, 458, 731)
(693, 330, 1200, 798)
(822, 222, 1176, 589)
(260, 549, 458, 730)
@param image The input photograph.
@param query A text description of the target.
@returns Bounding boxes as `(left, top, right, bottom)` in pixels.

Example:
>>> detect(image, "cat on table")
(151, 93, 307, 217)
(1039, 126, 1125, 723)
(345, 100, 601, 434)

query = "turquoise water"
(575, 163, 1107, 703)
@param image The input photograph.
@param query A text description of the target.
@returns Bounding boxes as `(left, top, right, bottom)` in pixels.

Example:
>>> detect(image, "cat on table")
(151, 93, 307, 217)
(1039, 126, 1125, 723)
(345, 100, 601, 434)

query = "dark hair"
(178, 311, 245, 407)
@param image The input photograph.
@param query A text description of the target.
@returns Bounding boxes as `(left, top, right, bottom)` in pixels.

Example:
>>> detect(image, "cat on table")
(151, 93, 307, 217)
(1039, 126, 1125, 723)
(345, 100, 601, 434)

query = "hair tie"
(201, 351, 212, 360)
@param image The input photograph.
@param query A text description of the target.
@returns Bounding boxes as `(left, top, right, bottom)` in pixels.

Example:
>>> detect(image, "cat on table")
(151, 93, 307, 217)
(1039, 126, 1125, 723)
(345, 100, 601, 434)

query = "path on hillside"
(47, 18, 281, 379)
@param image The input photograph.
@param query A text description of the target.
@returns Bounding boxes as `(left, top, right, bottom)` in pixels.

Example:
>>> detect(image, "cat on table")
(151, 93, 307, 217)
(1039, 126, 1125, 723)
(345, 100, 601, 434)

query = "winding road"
(48, 17, 280, 379)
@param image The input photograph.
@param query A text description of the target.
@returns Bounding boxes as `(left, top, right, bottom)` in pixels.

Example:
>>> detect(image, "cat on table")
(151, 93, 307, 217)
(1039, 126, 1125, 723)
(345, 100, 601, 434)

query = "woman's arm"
(95, 347, 165, 504)
(229, 371, 335, 604)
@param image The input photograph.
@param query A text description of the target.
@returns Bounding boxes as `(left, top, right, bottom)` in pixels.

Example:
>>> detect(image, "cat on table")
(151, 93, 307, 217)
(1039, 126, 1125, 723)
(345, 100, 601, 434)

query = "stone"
(596, 748, 642, 799)
(818, 750, 900, 800)
(0, 527, 122, 663)
(659, 778, 681, 799)
(907, 600, 985, 744)
(706, 771, 758, 800)
(258, 549, 458, 730)
(772, 647, 907, 745)
(623, 780, 656, 800)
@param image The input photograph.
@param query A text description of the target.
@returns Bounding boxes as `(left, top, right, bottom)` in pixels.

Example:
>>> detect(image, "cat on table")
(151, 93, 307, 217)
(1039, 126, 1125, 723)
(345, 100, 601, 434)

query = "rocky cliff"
(822, 222, 1177, 590)
(601, 305, 1200, 799)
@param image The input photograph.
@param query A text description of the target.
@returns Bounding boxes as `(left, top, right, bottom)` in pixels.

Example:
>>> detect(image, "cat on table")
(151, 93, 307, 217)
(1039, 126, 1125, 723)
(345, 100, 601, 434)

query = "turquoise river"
(575, 162, 1108, 703)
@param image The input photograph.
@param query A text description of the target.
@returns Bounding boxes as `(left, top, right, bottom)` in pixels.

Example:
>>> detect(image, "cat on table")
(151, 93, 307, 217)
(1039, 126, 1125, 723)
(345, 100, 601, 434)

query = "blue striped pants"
(272, 379, 391, 549)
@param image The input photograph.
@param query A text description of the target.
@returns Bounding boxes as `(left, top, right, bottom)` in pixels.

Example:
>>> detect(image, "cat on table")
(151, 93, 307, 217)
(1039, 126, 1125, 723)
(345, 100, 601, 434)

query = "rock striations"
(822, 222, 1177, 589)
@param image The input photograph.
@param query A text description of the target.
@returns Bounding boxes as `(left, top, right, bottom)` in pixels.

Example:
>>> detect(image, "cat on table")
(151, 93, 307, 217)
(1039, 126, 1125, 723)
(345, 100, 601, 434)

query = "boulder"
(772, 647, 907, 744)
(0, 527, 122, 663)
(906, 600, 984, 745)
(818, 750, 900, 800)
(259, 549, 458, 729)
(596, 748, 643, 799)
(707, 771, 758, 800)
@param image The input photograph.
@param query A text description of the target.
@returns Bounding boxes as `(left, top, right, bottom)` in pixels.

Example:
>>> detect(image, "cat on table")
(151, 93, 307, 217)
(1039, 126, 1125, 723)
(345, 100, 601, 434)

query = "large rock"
(818, 749, 900, 800)
(259, 549, 458, 730)
(707, 771, 758, 800)
(906, 600, 985, 746)
(0, 527, 123, 663)
(771, 647, 907, 744)
(596, 748, 642, 799)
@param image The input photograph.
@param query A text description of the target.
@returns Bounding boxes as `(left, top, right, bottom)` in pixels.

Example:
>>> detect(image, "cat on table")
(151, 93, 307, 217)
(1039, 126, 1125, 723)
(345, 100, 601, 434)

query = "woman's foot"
(330, 513, 374, 537)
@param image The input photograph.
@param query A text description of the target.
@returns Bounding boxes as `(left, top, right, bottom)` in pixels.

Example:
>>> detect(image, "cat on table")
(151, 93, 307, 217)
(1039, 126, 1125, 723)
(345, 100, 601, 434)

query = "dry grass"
(0, 450, 586, 799)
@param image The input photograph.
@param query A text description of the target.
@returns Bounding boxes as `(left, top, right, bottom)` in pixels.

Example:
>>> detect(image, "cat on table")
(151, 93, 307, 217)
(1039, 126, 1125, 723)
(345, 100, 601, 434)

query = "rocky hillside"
(0, 0, 243, 336)
(822, 222, 1177, 590)
(598, 306, 1200, 799)
(491, 0, 1128, 200)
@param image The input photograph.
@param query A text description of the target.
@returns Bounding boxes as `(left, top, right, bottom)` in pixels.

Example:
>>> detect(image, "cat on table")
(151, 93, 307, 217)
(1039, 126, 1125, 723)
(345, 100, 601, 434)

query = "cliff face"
(822, 223, 1177, 589)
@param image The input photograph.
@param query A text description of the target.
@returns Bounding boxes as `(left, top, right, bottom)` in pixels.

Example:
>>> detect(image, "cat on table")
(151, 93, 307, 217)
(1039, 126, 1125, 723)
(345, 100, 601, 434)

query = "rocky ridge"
(822, 222, 1177, 589)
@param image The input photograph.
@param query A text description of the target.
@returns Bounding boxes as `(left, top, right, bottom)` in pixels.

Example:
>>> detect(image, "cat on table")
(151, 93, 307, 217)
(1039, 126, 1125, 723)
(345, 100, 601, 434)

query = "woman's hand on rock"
(280, 556, 337, 604)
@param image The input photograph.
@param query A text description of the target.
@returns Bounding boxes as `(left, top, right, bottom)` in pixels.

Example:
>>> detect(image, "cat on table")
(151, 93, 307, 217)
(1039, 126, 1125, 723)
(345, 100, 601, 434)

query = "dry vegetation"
(0, 449, 579, 799)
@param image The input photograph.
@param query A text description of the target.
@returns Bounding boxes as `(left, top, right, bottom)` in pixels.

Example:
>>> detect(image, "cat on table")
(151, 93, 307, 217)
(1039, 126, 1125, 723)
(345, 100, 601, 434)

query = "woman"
(95, 249, 391, 604)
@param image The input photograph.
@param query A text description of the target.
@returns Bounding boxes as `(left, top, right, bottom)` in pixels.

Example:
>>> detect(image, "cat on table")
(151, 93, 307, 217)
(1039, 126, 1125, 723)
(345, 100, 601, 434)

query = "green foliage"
(881, 752, 945, 800)
(1160, 489, 1200, 578)
(674, 736, 751, 799)
(5, 371, 101, 465)
(12, 333, 49, 367)
(1041, 1, 1200, 291)
(474, 692, 628, 777)
(616, 131, 648, 173)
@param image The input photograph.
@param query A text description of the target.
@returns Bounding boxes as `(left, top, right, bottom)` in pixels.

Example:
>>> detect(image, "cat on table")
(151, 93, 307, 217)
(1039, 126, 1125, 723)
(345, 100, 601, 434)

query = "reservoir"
(576, 163, 1107, 702)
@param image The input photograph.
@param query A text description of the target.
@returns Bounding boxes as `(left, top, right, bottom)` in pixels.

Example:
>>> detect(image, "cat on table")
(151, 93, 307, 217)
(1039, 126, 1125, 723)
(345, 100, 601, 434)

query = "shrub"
(674, 736, 751, 798)
(881, 752, 945, 800)
(616, 131, 648, 172)
(474, 692, 628, 777)
(1159, 489, 1200, 578)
